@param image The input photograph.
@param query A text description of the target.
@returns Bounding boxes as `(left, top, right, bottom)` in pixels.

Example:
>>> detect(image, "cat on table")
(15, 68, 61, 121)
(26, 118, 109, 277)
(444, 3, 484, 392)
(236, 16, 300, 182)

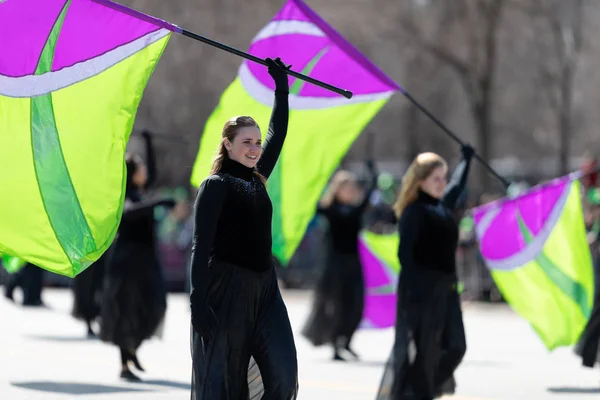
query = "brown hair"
(210, 116, 266, 184)
(393, 152, 447, 217)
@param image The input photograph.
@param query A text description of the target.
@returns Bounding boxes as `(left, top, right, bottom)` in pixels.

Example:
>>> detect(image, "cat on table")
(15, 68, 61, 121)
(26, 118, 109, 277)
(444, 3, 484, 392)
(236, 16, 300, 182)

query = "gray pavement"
(1, 288, 599, 399)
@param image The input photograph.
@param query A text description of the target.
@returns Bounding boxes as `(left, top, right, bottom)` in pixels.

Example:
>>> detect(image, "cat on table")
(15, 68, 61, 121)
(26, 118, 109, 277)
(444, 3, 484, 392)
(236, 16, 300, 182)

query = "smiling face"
(224, 126, 262, 168)
(419, 165, 448, 199)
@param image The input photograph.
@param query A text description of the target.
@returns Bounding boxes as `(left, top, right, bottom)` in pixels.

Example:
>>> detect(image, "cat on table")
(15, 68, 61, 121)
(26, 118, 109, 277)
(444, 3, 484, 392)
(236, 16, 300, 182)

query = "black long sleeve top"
(397, 154, 473, 280)
(317, 170, 377, 255)
(119, 134, 159, 246)
(189, 91, 289, 304)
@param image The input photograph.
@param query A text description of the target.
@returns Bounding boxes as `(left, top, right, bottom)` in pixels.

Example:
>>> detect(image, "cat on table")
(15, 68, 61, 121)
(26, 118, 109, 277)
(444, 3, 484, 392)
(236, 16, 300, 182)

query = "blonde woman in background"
(377, 145, 474, 400)
(302, 161, 377, 361)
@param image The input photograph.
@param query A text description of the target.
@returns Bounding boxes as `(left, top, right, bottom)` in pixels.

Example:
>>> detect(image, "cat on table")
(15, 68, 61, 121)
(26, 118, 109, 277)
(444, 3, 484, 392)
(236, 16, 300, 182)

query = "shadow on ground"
(11, 381, 151, 395)
(547, 387, 600, 394)
(25, 334, 97, 343)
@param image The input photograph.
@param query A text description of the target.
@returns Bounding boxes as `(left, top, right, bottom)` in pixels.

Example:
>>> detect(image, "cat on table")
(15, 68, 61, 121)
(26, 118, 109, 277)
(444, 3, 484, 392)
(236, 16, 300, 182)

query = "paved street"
(1, 288, 599, 399)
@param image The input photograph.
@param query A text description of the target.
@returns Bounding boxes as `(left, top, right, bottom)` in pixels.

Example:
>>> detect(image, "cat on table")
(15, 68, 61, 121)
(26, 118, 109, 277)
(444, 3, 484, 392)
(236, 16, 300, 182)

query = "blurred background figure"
(99, 131, 175, 382)
(302, 161, 377, 361)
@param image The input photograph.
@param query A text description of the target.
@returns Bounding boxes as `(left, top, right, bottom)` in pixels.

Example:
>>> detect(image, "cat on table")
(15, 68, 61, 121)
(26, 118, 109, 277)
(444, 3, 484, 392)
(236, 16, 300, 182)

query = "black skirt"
(191, 260, 298, 400)
(301, 251, 364, 347)
(72, 253, 106, 322)
(376, 270, 466, 400)
(100, 241, 167, 350)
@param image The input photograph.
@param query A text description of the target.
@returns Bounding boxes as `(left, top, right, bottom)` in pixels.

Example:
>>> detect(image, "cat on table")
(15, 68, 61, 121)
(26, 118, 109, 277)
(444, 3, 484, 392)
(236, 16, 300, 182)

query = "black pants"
(302, 252, 364, 349)
(403, 290, 465, 398)
(191, 261, 298, 399)
(377, 278, 466, 400)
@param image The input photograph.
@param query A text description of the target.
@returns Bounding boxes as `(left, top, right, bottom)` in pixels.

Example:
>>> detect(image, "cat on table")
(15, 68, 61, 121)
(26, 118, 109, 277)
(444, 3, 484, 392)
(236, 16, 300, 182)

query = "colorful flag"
(190, 0, 399, 264)
(0, 0, 171, 277)
(473, 177, 594, 350)
(358, 230, 400, 328)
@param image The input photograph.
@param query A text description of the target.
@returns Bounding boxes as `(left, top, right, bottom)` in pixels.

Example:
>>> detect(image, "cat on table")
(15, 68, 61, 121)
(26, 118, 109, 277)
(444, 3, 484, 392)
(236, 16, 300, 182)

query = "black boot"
(120, 369, 141, 382)
(344, 343, 359, 360)
(129, 351, 145, 372)
(86, 321, 96, 338)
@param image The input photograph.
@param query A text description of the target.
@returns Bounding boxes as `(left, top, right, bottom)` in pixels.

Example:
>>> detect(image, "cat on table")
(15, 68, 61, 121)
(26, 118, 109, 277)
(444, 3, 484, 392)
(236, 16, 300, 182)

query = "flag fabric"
(473, 177, 594, 350)
(357, 230, 400, 328)
(190, 0, 399, 264)
(0, 0, 171, 277)
(1, 254, 27, 275)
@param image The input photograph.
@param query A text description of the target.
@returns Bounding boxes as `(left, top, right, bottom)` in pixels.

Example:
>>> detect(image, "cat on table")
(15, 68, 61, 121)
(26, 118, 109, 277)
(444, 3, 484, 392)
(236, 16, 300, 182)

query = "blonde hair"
(320, 170, 357, 208)
(393, 152, 447, 217)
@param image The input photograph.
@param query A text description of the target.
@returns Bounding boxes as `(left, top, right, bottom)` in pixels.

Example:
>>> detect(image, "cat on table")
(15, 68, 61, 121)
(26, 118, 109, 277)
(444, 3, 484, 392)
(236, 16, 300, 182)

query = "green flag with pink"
(190, 0, 399, 264)
(0, 0, 171, 277)
(473, 176, 594, 350)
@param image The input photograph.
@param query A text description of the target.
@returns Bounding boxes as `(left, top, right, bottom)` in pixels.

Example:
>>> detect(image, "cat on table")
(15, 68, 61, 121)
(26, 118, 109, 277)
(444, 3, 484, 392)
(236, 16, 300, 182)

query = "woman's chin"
(242, 159, 258, 168)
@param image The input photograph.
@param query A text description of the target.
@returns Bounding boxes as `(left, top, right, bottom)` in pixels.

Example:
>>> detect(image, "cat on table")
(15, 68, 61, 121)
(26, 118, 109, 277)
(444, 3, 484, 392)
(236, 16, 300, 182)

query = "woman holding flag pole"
(377, 144, 474, 400)
(189, 57, 298, 399)
(302, 161, 378, 361)
(100, 131, 175, 381)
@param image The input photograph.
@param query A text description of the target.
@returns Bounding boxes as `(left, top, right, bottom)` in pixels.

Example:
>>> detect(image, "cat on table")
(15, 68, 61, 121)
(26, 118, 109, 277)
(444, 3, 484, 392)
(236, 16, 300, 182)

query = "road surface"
(0, 288, 598, 399)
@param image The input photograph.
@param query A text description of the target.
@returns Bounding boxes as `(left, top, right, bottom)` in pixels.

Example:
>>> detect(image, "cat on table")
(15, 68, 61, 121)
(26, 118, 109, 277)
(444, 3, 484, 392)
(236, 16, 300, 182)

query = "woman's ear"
(224, 139, 232, 151)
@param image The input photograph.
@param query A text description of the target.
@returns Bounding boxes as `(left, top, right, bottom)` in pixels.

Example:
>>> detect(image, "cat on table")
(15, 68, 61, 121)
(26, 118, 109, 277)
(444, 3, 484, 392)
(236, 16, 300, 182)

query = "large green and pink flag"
(358, 230, 400, 328)
(0, 0, 171, 277)
(357, 229, 464, 329)
(190, 0, 399, 264)
(473, 176, 594, 350)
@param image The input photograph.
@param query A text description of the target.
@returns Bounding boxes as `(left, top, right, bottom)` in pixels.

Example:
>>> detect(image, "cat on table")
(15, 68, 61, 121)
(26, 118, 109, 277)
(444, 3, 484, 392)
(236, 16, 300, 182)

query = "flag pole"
(178, 29, 353, 99)
(401, 91, 511, 189)
(91, 0, 353, 99)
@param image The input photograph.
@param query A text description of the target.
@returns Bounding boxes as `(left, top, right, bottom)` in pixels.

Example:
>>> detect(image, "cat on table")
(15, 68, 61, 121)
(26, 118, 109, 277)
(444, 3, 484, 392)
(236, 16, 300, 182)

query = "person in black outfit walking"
(100, 131, 175, 381)
(189, 58, 298, 400)
(302, 161, 377, 361)
(574, 202, 600, 374)
(72, 253, 106, 337)
(376, 145, 474, 400)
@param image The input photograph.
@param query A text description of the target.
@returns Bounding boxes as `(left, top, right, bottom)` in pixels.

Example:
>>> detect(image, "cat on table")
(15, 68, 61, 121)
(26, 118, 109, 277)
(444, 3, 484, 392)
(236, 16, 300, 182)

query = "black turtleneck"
(397, 154, 472, 279)
(189, 90, 288, 303)
(317, 170, 378, 255)
(118, 133, 158, 246)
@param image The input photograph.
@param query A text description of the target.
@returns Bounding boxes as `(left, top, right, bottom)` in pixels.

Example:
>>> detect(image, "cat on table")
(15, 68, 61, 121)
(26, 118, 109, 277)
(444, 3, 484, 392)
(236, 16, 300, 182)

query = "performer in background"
(574, 161, 600, 374)
(302, 161, 377, 361)
(377, 145, 474, 400)
(100, 131, 175, 381)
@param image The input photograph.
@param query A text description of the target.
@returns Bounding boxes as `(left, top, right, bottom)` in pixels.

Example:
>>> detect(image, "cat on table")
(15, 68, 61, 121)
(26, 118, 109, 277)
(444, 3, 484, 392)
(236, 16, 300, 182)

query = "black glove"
(158, 198, 176, 209)
(461, 144, 475, 160)
(266, 57, 291, 93)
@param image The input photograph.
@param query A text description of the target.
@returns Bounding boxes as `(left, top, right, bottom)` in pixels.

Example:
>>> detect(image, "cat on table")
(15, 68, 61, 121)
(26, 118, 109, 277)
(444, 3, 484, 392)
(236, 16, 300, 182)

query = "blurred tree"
(397, 0, 506, 189)
(527, 0, 585, 174)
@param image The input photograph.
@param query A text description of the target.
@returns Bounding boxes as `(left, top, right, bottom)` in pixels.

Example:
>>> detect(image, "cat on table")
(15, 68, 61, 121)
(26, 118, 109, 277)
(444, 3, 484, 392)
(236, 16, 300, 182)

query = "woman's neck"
(417, 189, 440, 205)
(221, 158, 254, 181)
